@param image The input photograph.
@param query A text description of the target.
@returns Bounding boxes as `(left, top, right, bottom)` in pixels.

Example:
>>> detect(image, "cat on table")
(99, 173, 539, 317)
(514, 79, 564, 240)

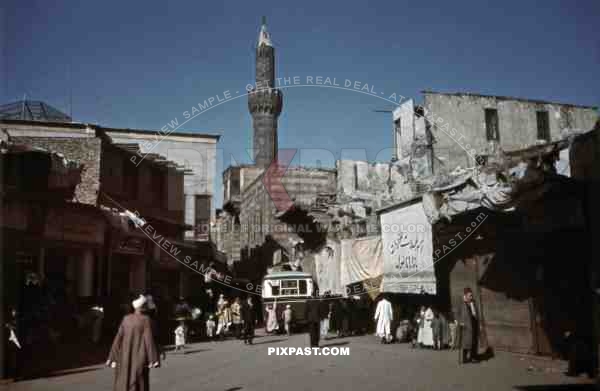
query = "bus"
(261, 271, 315, 331)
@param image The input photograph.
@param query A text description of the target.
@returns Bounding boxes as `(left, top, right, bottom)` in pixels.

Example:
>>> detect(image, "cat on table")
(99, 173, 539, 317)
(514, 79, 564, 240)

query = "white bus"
(261, 271, 315, 330)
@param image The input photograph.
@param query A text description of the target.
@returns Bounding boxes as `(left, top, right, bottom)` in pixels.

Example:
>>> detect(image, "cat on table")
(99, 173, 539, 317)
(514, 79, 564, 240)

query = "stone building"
(103, 127, 220, 242)
(393, 91, 598, 175)
(1, 117, 222, 304)
(218, 164, 264, 266)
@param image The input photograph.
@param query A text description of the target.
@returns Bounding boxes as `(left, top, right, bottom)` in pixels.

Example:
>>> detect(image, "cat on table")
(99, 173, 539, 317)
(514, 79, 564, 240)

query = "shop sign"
(114, 236, 146, 255)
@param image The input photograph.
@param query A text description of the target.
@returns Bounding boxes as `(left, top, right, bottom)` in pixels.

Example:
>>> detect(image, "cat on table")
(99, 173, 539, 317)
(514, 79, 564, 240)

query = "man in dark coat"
(107, 295, 160, 391)
(305, 292, 323, 347)
(241, 296, 256, 345)
(459, 287, 480, 363)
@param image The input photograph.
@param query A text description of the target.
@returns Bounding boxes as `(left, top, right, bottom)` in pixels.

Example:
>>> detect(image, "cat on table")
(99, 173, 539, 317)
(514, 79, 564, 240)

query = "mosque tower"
(248, 16, 283, 167)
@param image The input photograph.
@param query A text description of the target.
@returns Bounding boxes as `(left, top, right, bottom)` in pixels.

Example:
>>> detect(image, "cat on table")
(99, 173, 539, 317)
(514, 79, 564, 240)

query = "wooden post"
(474, 256, 488, 352)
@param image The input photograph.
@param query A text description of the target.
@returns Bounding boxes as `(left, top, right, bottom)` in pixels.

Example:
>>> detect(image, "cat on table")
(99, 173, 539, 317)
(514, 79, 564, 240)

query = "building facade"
(393, 91, 598, 174)
(103, 127, 220, 242)
(1, 119, 221, 304)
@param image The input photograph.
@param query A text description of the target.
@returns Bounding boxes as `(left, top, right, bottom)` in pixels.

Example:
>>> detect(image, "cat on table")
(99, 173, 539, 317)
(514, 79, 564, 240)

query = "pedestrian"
(206, 315, 216, 340)
(439, 311, 449, 349)
(374, 294, 393, 344)
(421, 306, 435, 348)
(5, 307, 21, 380)
(459, 287, 480, 363)
(216, 299, 231, 339)
(305, 292, 321, 347)
(320, 298, 330, 339)
(265, 300, 279, 334)
(106, 294, 160, 391)
(283, 305, 293, 336)
(416, 306, 425, 347)
(431, 310, 442, 350)
(449, 316, 458, 350)
(241, 296, 256, 345)
(231, 297, 243, 339)
(174, 320, 187, 353)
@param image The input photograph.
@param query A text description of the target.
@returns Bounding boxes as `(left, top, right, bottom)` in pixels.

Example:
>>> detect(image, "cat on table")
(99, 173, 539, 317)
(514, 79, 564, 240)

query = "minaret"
(248, 16, 283, 168)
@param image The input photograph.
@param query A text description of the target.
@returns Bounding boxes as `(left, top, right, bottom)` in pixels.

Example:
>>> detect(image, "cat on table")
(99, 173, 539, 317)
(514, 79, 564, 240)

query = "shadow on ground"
(321, 341, 350, 348)
(251, 339, 287, 345)
(44, 366, 104, 379)
(170, 349, 211, 355)
(514, 385, 595, 390)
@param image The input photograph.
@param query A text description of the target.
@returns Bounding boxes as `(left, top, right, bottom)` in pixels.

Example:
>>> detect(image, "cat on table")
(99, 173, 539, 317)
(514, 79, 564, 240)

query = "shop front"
(2, 201, 107, 379)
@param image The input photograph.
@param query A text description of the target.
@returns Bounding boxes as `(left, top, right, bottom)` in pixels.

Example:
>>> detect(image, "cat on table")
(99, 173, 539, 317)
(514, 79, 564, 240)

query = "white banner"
(380, 201, 436, 294)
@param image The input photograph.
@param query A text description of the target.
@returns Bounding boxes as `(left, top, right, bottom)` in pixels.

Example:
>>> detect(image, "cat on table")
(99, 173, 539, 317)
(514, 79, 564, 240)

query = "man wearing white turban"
(107, 295, 160, 391)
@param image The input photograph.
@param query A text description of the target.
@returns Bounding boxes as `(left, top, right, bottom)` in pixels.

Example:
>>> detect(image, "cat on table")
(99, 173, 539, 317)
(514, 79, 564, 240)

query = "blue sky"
(3, 0, 599, 209)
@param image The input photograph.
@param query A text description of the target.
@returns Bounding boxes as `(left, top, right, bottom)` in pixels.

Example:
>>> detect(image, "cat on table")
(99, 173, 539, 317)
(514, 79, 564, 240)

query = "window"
(537, 111, 550, 141)
(393, 118, 401, 160)
(299, 280, 307, 295)
(281, 279, 298, 296)
(267, 280, 280, 296)
(195, 195, 211, 239)
(485, 109, 499, 141)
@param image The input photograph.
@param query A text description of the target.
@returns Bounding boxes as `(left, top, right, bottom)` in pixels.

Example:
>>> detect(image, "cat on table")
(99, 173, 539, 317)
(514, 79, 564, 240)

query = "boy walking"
(174, 320, 187, 353)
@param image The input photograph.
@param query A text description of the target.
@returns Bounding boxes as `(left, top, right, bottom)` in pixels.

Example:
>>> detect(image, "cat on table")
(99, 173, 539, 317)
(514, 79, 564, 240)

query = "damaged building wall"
(238, 166, 336, 264)
(3, 121, 101, 205)
(336, 160, 415, 211)
(393, 100, 433, 179)
(422, 91, 597, 173)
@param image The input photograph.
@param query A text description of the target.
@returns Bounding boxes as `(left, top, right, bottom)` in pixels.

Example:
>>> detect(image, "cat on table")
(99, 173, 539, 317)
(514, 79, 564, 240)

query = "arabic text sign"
(380, 202, 436, 294)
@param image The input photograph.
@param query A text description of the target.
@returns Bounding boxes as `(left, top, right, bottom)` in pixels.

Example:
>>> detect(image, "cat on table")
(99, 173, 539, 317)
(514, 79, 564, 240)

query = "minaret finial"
(258, 16, 272, 47)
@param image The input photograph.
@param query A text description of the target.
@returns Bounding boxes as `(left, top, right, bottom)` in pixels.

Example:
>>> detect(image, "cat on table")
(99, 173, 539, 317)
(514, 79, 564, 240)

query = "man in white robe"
(374, 295, 393, 344)
(421, 306, 435, 347)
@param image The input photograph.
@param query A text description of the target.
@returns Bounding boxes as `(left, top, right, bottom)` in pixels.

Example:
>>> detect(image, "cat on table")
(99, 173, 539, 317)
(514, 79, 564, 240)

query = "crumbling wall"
(336, 160, 414, 210)
(11, 135, 101, 205)
(423, 92, 598, 174)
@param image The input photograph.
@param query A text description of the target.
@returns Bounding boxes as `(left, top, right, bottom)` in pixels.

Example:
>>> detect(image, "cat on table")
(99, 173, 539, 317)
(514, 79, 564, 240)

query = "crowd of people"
(262, 294, 371, 339)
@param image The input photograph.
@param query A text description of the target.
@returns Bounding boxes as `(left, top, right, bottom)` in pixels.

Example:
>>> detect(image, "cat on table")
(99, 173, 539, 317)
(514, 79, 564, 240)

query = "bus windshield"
(266, 279, 309, 297)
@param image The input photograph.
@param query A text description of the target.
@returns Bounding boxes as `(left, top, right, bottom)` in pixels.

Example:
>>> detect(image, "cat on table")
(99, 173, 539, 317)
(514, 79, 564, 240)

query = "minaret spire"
(258, 15, 272, 47)
(248, 17, 283, 168)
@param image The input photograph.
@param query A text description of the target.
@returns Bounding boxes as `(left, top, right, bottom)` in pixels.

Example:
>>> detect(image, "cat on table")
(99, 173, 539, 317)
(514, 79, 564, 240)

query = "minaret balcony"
(248, 88, 283, 115)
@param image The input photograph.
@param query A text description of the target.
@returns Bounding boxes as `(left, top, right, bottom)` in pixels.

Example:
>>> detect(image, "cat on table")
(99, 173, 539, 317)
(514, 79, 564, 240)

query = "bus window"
(272, 286, 280, 296)
(281, 280, 298, 296)
(299, 280, 307, 295)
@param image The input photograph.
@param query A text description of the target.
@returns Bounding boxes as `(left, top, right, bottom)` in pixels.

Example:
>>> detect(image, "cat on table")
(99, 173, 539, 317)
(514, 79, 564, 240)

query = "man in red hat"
(459, 287, 480, 363)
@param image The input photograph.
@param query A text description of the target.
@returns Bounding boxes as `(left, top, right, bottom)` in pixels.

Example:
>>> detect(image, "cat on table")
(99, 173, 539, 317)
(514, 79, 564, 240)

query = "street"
(3, 332, 594, 391)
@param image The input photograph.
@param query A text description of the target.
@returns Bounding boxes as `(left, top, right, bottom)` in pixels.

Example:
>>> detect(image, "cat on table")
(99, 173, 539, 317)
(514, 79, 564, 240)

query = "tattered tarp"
(421, 128, 595, 225)
(340, 236, 384, 288)
(422, 171, 514, 224)
(314, 240, 344, 295)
